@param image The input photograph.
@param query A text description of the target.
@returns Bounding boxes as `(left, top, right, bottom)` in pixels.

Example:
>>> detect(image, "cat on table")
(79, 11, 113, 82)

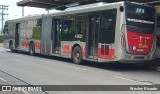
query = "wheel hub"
(76, 52, 80, 59)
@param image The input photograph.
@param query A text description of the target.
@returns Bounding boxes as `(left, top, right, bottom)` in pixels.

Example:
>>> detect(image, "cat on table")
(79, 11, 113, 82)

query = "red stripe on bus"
(22, 42, 29, 48)
(63, 45, 85, 56)
(63, 45, 72, 54)
(35, 43, 41, 49)
(98, 48, 114, 60)
(81, 46, 85, 56)
(22, 42, 41, 49)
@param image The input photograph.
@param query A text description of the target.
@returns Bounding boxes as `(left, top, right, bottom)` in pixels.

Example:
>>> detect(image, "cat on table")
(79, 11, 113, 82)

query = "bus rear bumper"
(117, 49, 153, 63)
(118, 59, 151, 63)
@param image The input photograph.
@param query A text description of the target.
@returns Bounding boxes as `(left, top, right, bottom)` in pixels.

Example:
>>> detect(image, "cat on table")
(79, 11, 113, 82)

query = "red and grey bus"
(3, 1, 156, 64)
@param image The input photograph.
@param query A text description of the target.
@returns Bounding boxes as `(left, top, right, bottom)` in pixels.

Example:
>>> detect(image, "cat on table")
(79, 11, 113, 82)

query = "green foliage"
(33, 27, 41, 40)
(0, 35, 3, 43)
(69, 20, 76, 34)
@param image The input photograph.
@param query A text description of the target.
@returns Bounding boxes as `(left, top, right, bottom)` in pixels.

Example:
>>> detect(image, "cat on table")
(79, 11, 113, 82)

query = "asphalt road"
(0, 46, 160, 94)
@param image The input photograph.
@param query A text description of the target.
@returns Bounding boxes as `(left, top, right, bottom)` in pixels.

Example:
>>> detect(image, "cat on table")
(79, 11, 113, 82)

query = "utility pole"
(22, 6, 24, 17)
(0, 5, 8, 35)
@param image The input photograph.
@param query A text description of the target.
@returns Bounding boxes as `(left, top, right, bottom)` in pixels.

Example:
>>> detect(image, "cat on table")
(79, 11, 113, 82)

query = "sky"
(0, 0, 61, 33)
(0, 0, 48, 20)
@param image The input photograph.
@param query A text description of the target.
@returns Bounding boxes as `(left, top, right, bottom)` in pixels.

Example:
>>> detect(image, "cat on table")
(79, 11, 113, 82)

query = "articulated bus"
(3, 1, 156, 64)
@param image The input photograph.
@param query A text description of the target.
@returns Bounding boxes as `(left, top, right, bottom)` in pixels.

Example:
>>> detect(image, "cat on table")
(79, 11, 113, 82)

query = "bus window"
(62, 15, 76, 40)
(99, 9, 117, 44)
(77, 16, 82, 34)
(3, 25, 8, 34)
(125, 2, 155, 29)
(76, 15, 87, 41)
(33, 19, 42, 40)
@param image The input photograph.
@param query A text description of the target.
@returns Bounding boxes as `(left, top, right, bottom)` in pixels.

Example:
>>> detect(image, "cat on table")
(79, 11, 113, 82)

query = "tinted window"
(125, 2, 155, 28)
(4, 25, 8, 33)
(99, 9, 117, 44)
(76, 15, 87, 41)
(61, 15, 76, 40)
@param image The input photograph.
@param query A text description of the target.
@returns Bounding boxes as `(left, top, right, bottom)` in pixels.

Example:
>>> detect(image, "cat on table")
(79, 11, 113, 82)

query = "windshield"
(125, 2, 155, 29)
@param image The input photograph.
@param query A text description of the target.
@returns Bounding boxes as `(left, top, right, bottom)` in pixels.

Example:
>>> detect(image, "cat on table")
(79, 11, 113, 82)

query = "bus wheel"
(9, 42, 14, 52)
(72, 46, 83, 64)
(29, 43, 35, 55)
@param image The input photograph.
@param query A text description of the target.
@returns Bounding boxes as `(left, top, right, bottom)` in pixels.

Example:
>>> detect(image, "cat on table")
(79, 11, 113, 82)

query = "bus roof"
(17, 0, 159, 9)
(6, 1, 154, 22)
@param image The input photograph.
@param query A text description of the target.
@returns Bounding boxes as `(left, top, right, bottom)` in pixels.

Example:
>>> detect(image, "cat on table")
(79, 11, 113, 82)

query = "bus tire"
(72, 46, 83, 64)
(29, 43, 35, 55)
(9, 41, 14, 52)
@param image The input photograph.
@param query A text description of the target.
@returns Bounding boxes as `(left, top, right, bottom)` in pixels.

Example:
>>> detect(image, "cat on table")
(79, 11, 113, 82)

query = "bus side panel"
(61, 41, 86, 59)
(19, 19, 41, 54)
(3, 21, 16, 50)
(19, 21, 28, 51)
(115, 3, 127, 61)
(32, 19, 42, 54)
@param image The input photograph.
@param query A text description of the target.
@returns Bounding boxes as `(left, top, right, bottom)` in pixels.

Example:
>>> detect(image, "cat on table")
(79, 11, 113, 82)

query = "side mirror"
(120, 6, 124, 12)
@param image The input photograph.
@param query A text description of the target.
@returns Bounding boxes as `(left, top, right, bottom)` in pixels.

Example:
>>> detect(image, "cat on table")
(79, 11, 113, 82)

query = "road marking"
(0, 77, 7, 82)
(114, 76, 151, 85)
(64, 65, 87, 71)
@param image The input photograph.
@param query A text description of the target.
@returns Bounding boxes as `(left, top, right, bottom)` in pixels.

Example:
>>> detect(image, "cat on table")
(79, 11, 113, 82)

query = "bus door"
(52, 19, 62, 54)
(15, 23, 20, 48)
(98, 10, 117, 60)
(87, 14, 100, 60)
